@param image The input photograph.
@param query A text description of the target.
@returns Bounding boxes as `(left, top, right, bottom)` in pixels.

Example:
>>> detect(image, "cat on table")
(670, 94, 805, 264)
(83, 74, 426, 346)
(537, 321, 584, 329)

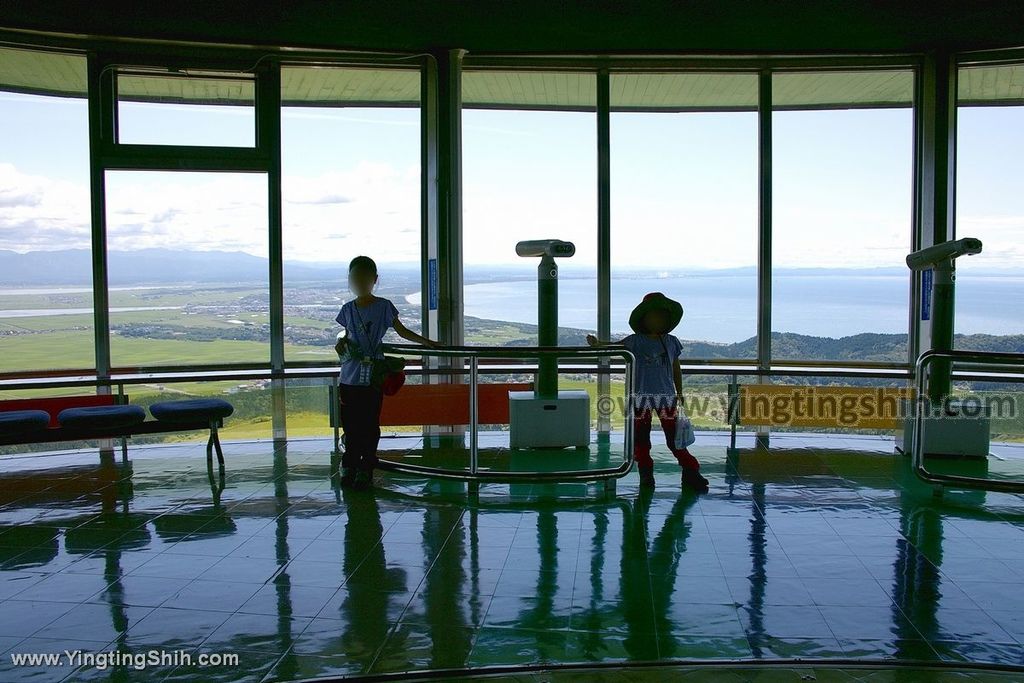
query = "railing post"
(469, 355, 479, 475)
(373, 344, 638, 485)
(328, 378, 341, 455)
(912, 349, 1024, 493)
(624, 351, 634, 469)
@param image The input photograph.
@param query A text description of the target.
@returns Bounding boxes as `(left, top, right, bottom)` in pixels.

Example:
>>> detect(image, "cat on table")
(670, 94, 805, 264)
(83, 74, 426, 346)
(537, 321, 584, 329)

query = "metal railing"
(912, 349, 1024, 493)
(332, 343, 637, 485)
(15, 358, 1024, 392)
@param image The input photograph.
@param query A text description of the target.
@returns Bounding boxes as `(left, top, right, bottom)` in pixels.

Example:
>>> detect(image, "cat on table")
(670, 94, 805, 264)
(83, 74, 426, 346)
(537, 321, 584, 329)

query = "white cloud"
(105, 172, 269, 255)
(0, 161, 419, 264)
(3, 159, 1022, 272)
(0, 163, 90, 251)
(956, 213, 1024, 270)
(282, 161, 420, 263)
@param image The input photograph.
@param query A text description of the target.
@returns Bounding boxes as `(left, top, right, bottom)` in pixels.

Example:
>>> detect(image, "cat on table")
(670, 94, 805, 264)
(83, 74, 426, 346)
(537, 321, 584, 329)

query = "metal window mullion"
(87, 53, 114, 383)
(99, 155, 271, 173)
(420, 56, 442, 444)
(913, 52, 958, 401)
(757, 70, 772, 382)
(438, 49, 465, 349)
(258, 63, 284, 372)
(909, 61, 927, 369)
(596, 68, 612, 436)
(421, 56, 440, 370)
(256, 62, 286, 444)
(435, 48, 466, 440)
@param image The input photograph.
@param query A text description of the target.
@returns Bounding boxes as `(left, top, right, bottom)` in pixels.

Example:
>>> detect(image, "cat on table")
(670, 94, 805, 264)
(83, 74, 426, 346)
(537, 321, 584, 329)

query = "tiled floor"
(1, 431, 1023, 681)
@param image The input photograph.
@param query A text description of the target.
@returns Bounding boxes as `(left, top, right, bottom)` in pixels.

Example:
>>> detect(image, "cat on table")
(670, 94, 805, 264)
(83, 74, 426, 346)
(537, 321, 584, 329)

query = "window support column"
(257, 61, 287, 443)
(422, 49, 465, 443)
(597, 68, 612, 438)
(87, 53, 114, 384)
(756, 68, 773, 444)
(912, 51, 958, 400)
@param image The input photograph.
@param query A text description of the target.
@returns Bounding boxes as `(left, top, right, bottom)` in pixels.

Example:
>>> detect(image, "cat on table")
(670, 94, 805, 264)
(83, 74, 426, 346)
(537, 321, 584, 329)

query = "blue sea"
(411, 273, 1024, 343)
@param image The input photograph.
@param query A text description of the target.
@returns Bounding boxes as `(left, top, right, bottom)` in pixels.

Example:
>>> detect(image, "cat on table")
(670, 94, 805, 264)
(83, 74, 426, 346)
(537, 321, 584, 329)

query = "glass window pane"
(955, 63, 1024, 349)
(610, 73, 758, 357)
(281, 66, 422, 364)
(116, 72, 256, 147)
(104, 171, 269, 367)
(462, 71, 596, 344)
(772, 70, 914, 362)
(0, 49, 93, 373)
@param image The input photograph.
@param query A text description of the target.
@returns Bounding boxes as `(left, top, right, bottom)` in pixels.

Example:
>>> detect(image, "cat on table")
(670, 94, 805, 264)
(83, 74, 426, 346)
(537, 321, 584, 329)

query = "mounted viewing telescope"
(906, 237, 982, 271)
(515, 239, 576, 259)
(509, 239, 589, 449)
(899, 236, 988, 459)
(515, 239, 575, 397)
(905, 237, 983, 402)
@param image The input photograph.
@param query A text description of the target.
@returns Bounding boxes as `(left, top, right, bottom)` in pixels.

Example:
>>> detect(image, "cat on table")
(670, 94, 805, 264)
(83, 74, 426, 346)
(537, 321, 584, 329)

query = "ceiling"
(0, 0, 1022, 55)
(1, 46, 1021, 110)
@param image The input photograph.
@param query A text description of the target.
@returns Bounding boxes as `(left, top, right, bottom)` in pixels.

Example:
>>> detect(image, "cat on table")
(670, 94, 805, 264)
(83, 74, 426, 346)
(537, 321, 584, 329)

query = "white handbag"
(674, 411, 696, 449)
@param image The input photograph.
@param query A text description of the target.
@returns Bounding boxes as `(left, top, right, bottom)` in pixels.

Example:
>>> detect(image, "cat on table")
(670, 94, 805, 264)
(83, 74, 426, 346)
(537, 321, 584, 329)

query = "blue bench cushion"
(57, 405, 146, 430)
(149, 399, 234, 423)
(0, 410, 52, 435)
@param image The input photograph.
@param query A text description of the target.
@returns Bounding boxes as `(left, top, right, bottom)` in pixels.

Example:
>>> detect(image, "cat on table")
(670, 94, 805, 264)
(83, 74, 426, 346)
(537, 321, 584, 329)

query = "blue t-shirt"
(335, 297, 399, 386)
(623, 333, 682, 403)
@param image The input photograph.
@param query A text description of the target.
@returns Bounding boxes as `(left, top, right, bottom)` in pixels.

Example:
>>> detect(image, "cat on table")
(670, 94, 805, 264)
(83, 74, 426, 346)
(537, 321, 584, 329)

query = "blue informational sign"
(428, 258, 438, 311)
(921, 268, 932, 321)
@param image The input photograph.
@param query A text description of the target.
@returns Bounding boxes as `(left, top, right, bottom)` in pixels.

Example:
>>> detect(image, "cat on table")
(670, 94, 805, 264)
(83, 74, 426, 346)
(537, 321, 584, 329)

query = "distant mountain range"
(0, 248, 341, 285)
(679, 331, 1024, 361)
(0, 248, 532, 286)
(494, 318, 1024, 362)
(1, 248, 1017, 287)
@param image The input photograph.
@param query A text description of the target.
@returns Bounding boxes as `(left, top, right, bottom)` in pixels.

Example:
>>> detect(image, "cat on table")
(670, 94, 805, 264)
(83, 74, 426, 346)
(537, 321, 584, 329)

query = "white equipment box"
(509, 390, 590, 449)
(897, 398, 991, 458)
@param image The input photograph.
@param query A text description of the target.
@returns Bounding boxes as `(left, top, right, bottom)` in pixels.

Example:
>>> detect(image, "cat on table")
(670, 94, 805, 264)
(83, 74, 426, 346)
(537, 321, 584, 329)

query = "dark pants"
(339, 383, 384, 473)
(633, 406, 701, 471)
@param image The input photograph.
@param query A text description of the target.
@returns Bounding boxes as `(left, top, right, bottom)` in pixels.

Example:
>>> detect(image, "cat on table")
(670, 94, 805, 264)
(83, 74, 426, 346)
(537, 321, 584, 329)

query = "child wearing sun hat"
(587, 292, 708, 492)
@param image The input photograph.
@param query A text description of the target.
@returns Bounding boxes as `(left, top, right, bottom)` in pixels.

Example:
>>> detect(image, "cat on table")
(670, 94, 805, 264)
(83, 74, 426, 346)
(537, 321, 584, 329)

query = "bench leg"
(121, 436, 129, 464)
(207, 423, 225, 469)
(206, 456, 225, 503)
(206, 423, 226, 501)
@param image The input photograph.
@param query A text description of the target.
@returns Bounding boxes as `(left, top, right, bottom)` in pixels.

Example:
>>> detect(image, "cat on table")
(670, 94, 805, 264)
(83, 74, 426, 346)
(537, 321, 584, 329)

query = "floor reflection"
(0, 434, 1022, 681)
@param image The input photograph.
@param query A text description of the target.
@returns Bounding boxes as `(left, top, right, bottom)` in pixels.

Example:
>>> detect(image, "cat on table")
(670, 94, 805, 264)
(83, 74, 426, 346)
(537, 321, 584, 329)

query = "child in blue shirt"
(587, 292, 708, 492)
(335, 255, 438, 490)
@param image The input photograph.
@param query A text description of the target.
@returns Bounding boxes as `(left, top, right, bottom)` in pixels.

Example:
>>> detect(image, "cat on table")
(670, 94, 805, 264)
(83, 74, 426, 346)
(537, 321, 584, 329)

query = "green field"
(2, 283, 1022, 448)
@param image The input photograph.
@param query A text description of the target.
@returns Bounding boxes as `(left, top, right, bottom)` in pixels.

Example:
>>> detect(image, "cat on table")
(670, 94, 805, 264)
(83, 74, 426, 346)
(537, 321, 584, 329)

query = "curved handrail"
(370, 343, 637, 484)
(24, 356, 1024, 393)
(912, 349, 1024, 493)
(383, 342, 625, 358)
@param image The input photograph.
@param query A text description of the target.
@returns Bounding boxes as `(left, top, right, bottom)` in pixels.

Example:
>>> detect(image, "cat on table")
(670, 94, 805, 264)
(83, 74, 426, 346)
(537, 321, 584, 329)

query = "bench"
(329, 382, 533, 452)
(0, 395, 234, 468)
(728, 383, 912, 445)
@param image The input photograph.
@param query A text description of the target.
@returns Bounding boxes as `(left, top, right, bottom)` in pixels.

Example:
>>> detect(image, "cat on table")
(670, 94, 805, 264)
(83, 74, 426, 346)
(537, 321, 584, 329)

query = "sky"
(0, 88, 1021, 273)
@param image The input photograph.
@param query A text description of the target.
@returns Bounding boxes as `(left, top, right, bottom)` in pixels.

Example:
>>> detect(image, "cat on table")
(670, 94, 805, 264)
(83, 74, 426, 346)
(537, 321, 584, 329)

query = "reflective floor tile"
(159, 579, 263, 613)
(371, 623, 477, 673)
(0, 600, 77, 638)
(0, 437, 1023, 680)
(122, 607, 232, 650)
(236, 583, 339, 619)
